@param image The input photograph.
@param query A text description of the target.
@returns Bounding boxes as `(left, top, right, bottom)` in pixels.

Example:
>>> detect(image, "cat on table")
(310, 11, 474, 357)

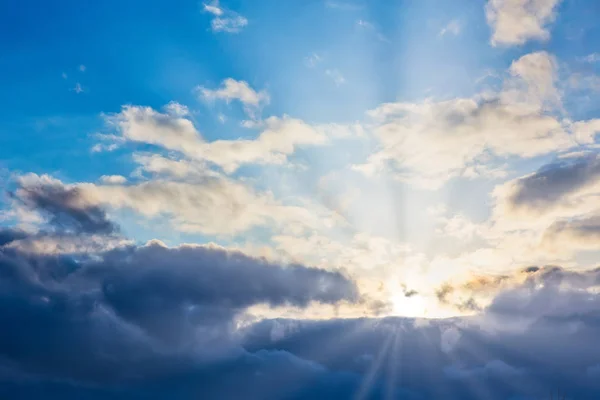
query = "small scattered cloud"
(486, 0, 562, 46)
(99, 175, 127, 184)
(203, 0, 248, 33)
(304, 53, 323, 68)
(581, 53, 600, 64)
(79, 64, 86, 72)
(72, 83, 84, 94)
(197, 78, 269, 118)
(325, 69, 346, 86)
(61, 72, 67, 79)
(356, 19, 389, 42)
(439, 19, 462, 37)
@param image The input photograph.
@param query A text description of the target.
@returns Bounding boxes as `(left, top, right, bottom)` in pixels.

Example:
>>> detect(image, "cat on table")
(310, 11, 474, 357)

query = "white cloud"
(90, 133, 125, 153)
(304, 53, 323, 68)
(439, 20, 462, 37)
(353, 52, 579, 188)
(581, 53, 600, 64)
(104, 103, 359, 174)
(356, 19, 388, 42)
(16, 173, 336, 238)
(203, 1, 248, 33)
(99, 175, 127, 184)
(325, 69, 346, 86)
(79, 64, 86, 72)
(486, 0, 562, 46)
(504, 51, 560, 109)
(198, 78, 269, 117)
(72, 83, 84, 94)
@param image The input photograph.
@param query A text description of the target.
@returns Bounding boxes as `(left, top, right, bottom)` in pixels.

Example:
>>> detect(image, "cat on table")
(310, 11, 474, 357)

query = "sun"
(390, 293, 429, 318)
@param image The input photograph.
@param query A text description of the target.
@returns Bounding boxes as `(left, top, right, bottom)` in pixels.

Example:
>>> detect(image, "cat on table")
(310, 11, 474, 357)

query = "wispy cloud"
(203, 0, 248, 33)
(71, 83, 84, 94)
(356, 19, 389, 42)
(197, 78, 269, 118)
(581, 52, 600, 63)
(439, 19, 462, 36)
(325, 69, 346, 86)
(304, 53, 323, 68)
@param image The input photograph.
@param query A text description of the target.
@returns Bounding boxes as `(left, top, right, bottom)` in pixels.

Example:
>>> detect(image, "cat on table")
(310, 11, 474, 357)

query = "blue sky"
(3, 0, 600, 398)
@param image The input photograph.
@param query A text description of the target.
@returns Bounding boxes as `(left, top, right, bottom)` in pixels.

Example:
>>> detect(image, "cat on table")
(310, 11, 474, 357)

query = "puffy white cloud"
(486, 0, 562, 46)
(15, 173, 337, 237)
(353, 52, 585, 188)
(198, 78, 269, 112)
(99, 175, 127, 184)
(106, 103, 358, 174)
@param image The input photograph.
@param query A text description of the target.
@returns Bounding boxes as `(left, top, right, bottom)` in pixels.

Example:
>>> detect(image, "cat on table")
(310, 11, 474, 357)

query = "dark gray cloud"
(504, 153, 600, 211)
(3, 245, 600, 398)
(0, 228, 28, 246)
(11, 181, 118, 235)
(3, 183, 600, 398)
(0, 235, 359, 384)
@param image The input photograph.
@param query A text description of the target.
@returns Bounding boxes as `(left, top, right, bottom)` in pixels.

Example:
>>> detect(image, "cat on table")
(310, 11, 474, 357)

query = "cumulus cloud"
(197, 78, 269, 117)
(493, 153, 600, 225)
(203, 0, 248, 33)
(14, 173, 338, 237)
(99, 175, 127, 184)
(0, 236, 358, 384)
(3, 210, 600, 399)
(352, 51, 593, 188)
(11, 174, 119, 236)
(106, 103, 358, 174)
(486, 0, 562, 46)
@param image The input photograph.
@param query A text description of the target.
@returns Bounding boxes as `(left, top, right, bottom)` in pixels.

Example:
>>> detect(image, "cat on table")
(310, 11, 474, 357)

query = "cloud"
(0, 232, 358, 384)
(99, 175, 127, 184)
(15, 173, 337, 237)
(203, 1, 248, 33)
(325, 69, 346, 86)
(439, 19, 461, 37)
(304, 53, 323, 68)
(11, 174, 119, 236)
(486, 0, 562, 46)
(356, 19, 389, 42)
(106, 103, 357, 174)
(3, 217, 600, 399)
(581, 53, 600, 64)
(541, 216, 600, 254)
(492, 153, 600, 223)
(352, 52, 585, 188)
(197, 78, 269, 119)
(72, 83, 84, 94)
(198, 78, 268, 109)
(505, 51, 560, 108)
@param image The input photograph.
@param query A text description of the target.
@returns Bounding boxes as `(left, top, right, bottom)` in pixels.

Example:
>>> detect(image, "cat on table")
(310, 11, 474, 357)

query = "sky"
(2, 0, 600, 398)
